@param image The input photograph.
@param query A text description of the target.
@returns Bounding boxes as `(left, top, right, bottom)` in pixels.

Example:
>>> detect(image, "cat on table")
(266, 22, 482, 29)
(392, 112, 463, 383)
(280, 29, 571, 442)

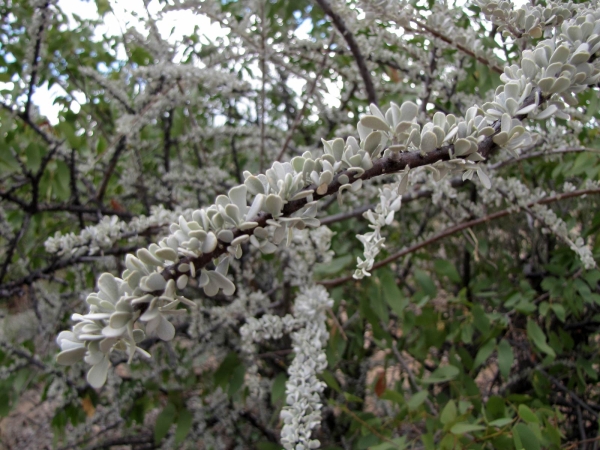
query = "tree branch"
(320, 187, 600, 287)
(314, 0, 378, 105)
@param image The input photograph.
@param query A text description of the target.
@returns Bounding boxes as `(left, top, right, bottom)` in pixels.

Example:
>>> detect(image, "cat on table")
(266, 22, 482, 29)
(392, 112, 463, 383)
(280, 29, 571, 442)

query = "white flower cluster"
(21, 0, 56, 89)
(55, 271, 196, 387)
(281, 286, 332, 450)
(529, 205, 596, 270)
(487, 177, 597, 270)
(496, 16, 600, 122)
(44, 205, 186, 258)
(240, 285, 333, 450)
(476, 0, 577, 38)
(285, 227, 335, 286)
(354, 176, 404, 279)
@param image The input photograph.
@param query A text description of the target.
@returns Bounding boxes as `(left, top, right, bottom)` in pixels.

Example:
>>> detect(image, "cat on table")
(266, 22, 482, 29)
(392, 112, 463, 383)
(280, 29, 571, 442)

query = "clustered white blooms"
(55, 271, 196, 387)
(284, 226, 336, 286)
(354, 176, 404, 279)
(21, 0, 56, 87)
(45, 205, 186, 258)
(240, 285, 333, 450)
(476, 0, 581, 39)
(488, 177, 597, 270)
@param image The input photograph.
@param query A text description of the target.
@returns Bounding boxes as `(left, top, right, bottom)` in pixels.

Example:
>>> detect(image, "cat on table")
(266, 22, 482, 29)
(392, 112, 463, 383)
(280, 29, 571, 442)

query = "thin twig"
(391, 342, 438, 416)
(0, 244, 140, 298)
(0, 214, 31, 283)
(411, 19, 504, 75)
(538, 369, 599, 419)
(96, 137, 126, 203)
(259, 0, 267, 172)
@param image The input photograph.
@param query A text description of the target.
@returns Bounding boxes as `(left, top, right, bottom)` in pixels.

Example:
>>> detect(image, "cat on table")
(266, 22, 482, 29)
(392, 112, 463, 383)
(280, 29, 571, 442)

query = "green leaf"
(359, 294, 387, 341)
(321, 370, 341, 393)
(215, 352, 240, 389)
(450, 422, 486, 434)
(154, 402, 176, 444)
(414, 269, 437, 298)
(381, 270, 408, 318)
(53, 160, 71, 202)
(25, 143, 41, 172)
(486, 396, 506, 421)
(513, 423, 541, 450)
(369, 279, 389, 323)
(472, 304, 490, 334)
(271, 372, 287, 405)
(228, 364, 246, 396)
(343, 392, 363, 404)
(518, 404, 539, 424)
(174, 408, 193, 444)
(488, 418, 513, 427)
(434, 259, 461, 284)
(526, 320, 556, 358)
(474, 339, 495, 368)
(422, 365, 460, 384)
(407, 391, 428, 410)
(380, 390, 404, 405)
(550, 303, 566, 322)
(440, 400, 457, 426)
(95, 0, 112, 15)
(497, 339, 514, 378)
(368, 437, 407, 450)
(0, 390, 11, 416)
(314, 254, 353, 276)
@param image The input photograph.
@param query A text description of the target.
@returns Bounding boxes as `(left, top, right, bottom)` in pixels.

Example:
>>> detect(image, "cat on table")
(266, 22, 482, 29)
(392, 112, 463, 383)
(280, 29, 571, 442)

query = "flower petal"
(157, 315, 175, 341)
(87, 356, 110, 388)
(56, 347, 86, 365)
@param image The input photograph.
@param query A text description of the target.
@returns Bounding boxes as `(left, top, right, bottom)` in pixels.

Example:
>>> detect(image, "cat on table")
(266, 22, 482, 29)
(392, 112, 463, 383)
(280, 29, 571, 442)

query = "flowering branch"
(321, 186, 600, 287)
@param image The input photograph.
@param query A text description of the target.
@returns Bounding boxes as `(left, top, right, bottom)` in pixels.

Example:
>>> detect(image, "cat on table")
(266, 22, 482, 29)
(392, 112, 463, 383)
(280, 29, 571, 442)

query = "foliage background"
(0, 0, 600, 449)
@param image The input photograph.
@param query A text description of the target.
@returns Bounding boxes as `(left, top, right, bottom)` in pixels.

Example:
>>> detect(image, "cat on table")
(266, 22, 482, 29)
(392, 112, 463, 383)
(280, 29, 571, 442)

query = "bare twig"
(0, 214, 31, 283)
(95, 137, 126, 203)
(419, 45, 438, 114)
(391, 342, 438, 416)
(411, 19, 505, 75)
(0, 244, 140, 298)
(260, 0, 267, 171)
(538, 369, 599, 419)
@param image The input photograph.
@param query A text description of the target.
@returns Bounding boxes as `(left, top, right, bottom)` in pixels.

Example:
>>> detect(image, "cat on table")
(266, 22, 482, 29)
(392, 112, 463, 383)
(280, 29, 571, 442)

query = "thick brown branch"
(154, 88, 547, 289)
(314, 0, 378, 105)
(25, 1, 51, 117)
(96, 137, 126, 203)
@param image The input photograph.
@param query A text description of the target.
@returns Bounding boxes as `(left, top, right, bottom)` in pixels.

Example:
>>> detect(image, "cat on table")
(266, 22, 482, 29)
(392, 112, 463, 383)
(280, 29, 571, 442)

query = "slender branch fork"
(411, 19, 505, 75)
